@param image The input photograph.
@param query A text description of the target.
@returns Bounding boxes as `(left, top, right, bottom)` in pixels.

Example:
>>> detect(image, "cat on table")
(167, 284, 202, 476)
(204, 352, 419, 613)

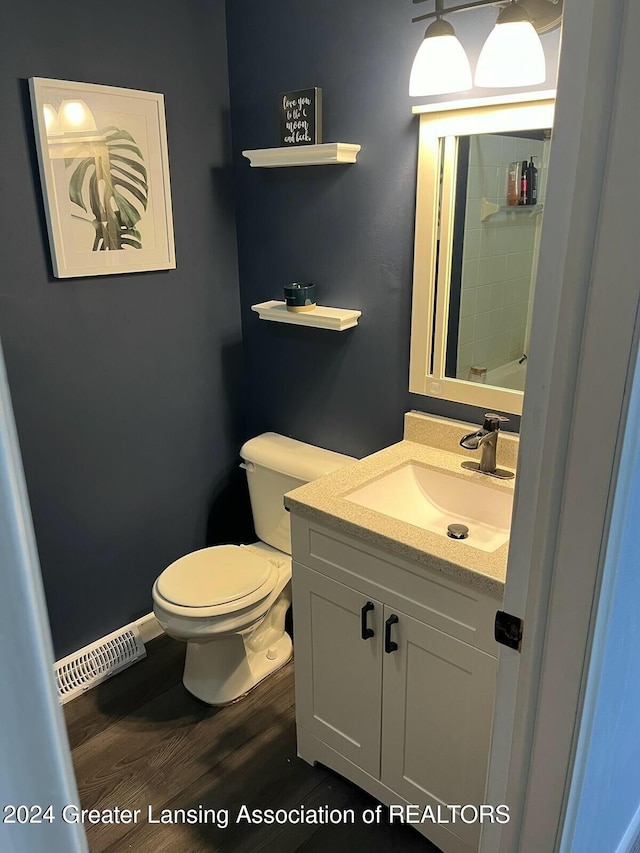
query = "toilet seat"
(154, 545, 279, 618)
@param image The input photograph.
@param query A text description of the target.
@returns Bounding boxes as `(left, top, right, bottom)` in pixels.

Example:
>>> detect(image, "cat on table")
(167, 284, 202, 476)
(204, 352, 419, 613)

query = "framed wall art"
(29, 77, 176, 278)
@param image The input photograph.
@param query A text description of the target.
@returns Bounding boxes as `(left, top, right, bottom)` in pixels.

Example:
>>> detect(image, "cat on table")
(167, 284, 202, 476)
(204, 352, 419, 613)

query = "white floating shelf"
(242, 143, 361, 168)
(251, 300, 361, 331)
(481, 199, 544, 222)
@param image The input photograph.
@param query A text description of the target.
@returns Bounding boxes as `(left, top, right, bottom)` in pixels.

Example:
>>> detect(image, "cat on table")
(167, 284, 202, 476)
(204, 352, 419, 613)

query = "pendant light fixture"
(475, 0, 546, 87)
(409, 0, 558, 96)
(409, 0, 472, 97)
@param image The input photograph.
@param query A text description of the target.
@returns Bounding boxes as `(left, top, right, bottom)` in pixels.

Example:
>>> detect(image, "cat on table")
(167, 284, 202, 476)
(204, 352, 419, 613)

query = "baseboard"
(54, 612, 164, 658)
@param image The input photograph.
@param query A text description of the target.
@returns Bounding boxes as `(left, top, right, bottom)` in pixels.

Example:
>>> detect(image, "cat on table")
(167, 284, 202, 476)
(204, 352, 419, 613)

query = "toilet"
(152, 432, 354, 705)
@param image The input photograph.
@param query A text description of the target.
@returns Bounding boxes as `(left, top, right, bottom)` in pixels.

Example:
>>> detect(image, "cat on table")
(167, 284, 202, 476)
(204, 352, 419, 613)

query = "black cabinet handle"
(385, 614, 399, 653)
(361, 601, 375, 639)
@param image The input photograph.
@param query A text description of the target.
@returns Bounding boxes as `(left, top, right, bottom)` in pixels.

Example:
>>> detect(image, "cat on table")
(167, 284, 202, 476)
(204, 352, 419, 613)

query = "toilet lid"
(156, 545, 275, 608)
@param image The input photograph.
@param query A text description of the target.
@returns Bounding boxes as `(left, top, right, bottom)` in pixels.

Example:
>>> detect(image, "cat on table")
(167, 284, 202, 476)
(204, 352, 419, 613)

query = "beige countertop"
(284, 414, 518, 597)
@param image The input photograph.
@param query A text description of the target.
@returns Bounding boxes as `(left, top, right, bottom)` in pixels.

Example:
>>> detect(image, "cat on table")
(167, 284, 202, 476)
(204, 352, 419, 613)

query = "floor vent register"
(55, 624, 146, 703)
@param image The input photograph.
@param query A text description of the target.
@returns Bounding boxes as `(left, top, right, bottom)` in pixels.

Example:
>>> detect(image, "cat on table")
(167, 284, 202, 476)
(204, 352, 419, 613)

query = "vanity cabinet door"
(292, 563, 383, 778)
(381, 607, 497, 850)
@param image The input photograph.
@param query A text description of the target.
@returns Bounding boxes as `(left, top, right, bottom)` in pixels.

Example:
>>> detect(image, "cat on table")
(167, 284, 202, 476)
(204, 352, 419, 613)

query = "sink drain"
(447, 523, 469, 540)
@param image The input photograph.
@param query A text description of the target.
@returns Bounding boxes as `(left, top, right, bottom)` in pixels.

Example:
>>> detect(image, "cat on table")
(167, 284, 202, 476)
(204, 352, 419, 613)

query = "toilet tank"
(240, 432, 355, 554)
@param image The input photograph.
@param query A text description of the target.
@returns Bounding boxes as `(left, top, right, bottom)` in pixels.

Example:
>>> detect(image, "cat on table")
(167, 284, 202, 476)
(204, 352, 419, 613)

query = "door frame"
(481, 0, 636, 850)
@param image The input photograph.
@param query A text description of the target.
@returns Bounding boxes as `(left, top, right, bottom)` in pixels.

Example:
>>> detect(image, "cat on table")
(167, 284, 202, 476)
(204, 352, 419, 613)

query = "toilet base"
(182, 630, 292, 706)
(180, 587, 293, 706)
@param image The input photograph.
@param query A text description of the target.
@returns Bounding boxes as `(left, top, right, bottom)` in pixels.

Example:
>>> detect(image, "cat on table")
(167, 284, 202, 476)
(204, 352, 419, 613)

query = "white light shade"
(409, 20, 472, 97)
(57, 99, 97, 133)
(42, 103, 61, 136)
(475, 20, 546, 88)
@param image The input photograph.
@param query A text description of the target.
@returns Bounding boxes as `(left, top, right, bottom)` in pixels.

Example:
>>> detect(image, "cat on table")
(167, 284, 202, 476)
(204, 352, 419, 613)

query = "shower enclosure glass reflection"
(446, 130, 551, 392)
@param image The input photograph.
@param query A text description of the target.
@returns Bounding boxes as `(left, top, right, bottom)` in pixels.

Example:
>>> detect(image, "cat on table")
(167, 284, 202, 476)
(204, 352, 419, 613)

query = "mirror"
(409, 94, 555, 415)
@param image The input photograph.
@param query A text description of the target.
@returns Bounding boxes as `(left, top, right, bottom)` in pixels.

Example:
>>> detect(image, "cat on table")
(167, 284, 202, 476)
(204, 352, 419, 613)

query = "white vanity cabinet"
(291, 514, 501, 853)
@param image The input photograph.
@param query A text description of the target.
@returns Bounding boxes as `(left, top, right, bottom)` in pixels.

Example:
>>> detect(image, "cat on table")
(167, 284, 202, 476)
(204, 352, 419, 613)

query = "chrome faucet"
(459, 413, 515, 480)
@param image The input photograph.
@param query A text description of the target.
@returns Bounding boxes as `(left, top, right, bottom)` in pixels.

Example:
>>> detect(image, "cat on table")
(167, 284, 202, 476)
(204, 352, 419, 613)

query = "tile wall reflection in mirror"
(446, 130, 551, 393)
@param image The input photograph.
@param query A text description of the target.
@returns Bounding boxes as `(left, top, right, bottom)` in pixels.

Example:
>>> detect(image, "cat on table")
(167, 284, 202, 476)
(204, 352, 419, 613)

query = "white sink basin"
(344, 463, 513, 553)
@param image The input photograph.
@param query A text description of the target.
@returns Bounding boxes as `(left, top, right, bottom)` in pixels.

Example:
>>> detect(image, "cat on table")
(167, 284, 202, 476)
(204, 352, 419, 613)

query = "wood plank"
(66, 636, 439, 853)
(64, 634, 184, 751)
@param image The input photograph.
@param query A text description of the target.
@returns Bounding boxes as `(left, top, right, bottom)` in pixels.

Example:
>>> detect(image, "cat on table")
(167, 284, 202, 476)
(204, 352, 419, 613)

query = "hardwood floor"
(65, 635, 440, 853)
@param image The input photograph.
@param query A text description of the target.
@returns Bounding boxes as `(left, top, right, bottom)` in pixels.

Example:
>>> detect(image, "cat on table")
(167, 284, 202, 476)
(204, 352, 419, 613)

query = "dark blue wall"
(0, 0, 249, 657)
(1, 1, 560, 657)
(226, 0, 560, 458)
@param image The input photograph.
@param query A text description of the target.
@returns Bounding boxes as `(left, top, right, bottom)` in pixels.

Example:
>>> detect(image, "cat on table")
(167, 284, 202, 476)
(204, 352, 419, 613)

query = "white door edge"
(0, 340, 88, 853)
(481, 0, 634, 850)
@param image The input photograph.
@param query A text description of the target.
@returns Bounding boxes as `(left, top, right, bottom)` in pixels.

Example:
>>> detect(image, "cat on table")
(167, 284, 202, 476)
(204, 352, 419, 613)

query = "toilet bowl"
(153, 542, 292, 705)
(152, 433, 354, 705)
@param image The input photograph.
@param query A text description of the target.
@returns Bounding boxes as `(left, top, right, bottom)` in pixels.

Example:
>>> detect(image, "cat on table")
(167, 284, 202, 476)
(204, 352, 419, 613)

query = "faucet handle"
(483, 413, 509, 431)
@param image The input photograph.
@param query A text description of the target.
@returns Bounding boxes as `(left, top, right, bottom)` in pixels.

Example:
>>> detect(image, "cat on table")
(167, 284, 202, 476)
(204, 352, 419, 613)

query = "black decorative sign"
(279, 88, 322, 146)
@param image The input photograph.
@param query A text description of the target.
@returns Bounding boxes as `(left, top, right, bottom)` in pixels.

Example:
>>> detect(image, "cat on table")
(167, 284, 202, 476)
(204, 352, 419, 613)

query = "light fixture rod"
(412, 0, 505, 25)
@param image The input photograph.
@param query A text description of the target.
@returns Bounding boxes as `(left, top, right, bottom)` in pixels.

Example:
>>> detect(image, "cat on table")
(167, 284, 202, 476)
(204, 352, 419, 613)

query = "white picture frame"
(29, 77, 176, 278)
